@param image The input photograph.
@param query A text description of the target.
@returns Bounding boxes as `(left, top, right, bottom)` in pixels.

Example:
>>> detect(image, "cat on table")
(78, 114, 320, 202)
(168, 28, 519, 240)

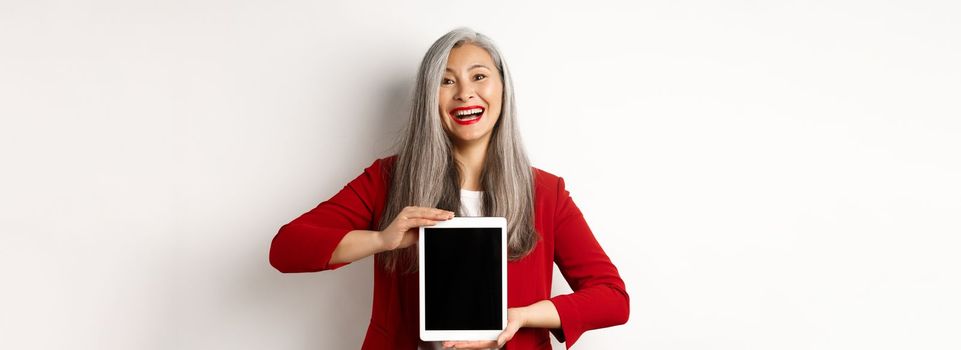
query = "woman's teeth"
(454, 108, 484, 120)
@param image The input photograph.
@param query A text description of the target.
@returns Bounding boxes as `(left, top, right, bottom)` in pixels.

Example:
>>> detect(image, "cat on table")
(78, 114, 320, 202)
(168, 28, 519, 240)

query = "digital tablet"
(418, 216, 507, 341)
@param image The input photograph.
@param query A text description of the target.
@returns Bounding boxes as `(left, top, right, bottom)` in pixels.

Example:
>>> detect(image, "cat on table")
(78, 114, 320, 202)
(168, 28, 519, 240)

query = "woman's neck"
(452, 137, 489, 191)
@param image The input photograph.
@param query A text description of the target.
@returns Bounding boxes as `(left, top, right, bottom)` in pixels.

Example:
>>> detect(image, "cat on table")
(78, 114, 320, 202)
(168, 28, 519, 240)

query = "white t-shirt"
(458, 188, 484, 216)
(417, 189, 499, 350)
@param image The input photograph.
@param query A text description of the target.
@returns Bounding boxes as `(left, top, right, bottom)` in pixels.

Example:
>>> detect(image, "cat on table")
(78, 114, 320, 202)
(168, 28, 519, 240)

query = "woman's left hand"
(442, 308, 525, 349)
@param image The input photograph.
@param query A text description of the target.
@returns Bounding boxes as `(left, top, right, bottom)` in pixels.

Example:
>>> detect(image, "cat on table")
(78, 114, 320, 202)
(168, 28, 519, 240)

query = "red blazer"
(269, 156, 629, 349)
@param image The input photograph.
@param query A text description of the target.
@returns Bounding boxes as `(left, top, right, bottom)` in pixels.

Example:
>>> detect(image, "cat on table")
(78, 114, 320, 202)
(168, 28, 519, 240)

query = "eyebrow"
(445, 64, 492, 73)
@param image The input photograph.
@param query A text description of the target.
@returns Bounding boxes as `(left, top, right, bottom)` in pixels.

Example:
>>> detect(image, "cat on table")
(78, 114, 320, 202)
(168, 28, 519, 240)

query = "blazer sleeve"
(269, 158, 385, 273)
(548, 176, 630, 348)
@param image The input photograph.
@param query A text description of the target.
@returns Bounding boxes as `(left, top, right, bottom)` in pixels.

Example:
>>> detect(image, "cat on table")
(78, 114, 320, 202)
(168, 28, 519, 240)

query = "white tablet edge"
(418, 216, 508, 341)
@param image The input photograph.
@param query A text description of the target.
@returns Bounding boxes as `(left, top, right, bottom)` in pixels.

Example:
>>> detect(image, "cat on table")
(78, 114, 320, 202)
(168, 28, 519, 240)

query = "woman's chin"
(451, 131, 492, 145)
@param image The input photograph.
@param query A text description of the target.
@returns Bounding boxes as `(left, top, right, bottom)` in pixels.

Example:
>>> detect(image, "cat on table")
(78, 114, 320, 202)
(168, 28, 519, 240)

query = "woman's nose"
(454, 84, 475, 101)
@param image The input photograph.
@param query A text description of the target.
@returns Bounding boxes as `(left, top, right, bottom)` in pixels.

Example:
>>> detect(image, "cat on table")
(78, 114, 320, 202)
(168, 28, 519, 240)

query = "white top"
(458, 189, 484, 217)
(418, 189, 498, 350)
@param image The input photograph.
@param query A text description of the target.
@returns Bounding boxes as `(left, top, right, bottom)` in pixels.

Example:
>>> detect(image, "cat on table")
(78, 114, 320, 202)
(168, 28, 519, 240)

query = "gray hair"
(376, 27, 538, 273)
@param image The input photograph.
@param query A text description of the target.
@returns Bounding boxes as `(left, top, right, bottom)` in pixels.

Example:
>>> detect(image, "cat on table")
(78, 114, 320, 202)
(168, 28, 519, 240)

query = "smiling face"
(438, 43, 503, 146)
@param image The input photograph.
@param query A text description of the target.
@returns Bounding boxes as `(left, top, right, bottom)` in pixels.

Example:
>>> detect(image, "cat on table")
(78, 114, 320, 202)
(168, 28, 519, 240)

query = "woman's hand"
(377, 206, 454, 251)
(441, 308, 526, 349)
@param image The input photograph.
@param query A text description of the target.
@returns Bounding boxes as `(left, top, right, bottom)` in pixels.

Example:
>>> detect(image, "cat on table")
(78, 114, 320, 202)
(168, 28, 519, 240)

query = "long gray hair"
(376, 27, 538, 273)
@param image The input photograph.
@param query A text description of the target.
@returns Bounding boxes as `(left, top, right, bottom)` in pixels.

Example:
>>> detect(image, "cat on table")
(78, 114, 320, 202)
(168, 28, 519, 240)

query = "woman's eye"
(442, 78, 454, 85)
(474, 74, 486, 81)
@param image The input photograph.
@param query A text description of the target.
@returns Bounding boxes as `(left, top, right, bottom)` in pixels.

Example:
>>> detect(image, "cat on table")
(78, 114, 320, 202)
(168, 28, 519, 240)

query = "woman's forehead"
(445, 63, 492, 73)
(446, 44, 495, 71)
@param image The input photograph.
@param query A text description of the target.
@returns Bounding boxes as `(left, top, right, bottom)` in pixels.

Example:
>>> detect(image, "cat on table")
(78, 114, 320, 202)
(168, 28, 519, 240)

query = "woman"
(269, 27, 629, 349)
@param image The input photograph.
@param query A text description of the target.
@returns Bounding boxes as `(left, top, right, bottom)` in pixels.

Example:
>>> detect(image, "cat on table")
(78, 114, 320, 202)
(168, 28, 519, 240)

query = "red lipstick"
(448, 105, 485, 126)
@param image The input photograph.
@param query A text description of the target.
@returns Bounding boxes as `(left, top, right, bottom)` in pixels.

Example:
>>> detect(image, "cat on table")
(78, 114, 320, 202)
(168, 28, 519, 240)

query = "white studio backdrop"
(1, 1, 959, 349)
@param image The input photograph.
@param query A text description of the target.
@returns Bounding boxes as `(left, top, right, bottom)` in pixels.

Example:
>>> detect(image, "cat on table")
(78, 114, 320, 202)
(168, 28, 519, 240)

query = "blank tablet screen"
(423, 227, 502, 330)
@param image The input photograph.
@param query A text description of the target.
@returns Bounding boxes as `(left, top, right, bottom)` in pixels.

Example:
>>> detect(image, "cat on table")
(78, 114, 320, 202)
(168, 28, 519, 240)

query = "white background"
(2, 1, 959, 349)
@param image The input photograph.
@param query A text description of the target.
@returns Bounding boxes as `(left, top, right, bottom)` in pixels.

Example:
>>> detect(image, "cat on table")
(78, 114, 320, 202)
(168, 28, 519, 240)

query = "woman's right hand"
(377, 206, 455, 251)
